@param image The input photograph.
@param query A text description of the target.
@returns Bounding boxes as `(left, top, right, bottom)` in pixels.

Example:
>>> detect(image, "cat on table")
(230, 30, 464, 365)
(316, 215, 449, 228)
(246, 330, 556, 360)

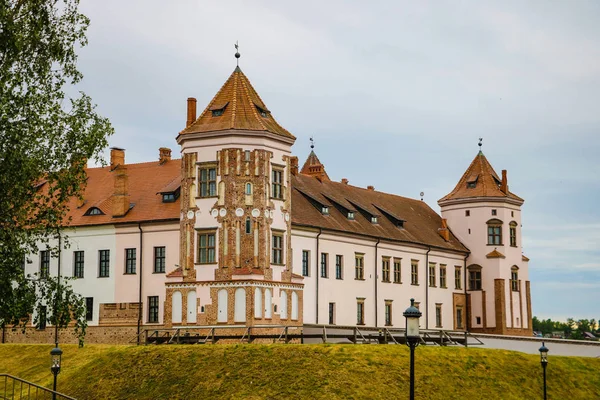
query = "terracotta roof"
(300, 150, 330, 180)
(439, 151, 523, 203)
(522, 255, 530, 262)
(486, 249, 506, 259)
(180, 66, 295, 140)
(62, 159, 181, 227)
(166, 266, 183, 278)
(291, 174, 468, 253)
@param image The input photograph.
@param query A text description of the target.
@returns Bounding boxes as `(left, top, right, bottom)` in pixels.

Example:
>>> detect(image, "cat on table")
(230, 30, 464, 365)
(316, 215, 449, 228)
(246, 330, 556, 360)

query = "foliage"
(0, 0, 113, 340)
(533, 316, 599, 339)
(0, 344, 599, 399)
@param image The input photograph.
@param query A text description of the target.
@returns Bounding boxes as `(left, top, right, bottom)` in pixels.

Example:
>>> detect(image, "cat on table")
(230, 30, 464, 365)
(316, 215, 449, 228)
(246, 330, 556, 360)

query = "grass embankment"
(1, 344, 599, 399)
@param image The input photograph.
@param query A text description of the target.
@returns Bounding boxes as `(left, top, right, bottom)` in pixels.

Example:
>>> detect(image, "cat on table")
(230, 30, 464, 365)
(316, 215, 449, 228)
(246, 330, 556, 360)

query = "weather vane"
(234, 41, 240, 66)
(310, 137, 314, 150)
(478, 138, 483, 148)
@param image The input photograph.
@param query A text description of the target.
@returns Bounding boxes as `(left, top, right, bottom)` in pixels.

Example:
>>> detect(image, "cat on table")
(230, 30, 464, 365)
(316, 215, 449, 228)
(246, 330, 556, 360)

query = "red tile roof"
(62, 159, 181, 227)
(179, 67, 295, 140)
(291, 173, 468, 253)
(486, 249, 506, 259)
(439, 151, 523, 203)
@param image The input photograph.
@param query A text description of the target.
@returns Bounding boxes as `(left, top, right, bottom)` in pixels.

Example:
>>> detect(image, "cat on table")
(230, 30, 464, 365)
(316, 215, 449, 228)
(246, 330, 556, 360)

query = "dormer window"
(466, 174, 478, 189)
(209, 102, 229, 117)
(322, 207, 329, 215)
(85, 207, 104, 216)
(254, 103, 270, 118)
(396, 221, 404, 229)
(371, 216, 378, 224)
(348, 212, 355, 220)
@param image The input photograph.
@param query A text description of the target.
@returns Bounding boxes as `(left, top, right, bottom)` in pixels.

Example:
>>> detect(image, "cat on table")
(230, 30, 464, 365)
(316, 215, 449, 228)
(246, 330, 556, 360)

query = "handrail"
(1, 374, 77, 400)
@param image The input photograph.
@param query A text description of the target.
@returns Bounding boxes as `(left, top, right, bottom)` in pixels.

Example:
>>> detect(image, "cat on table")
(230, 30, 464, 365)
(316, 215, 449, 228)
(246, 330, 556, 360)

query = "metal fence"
(1, 374, 76, 400)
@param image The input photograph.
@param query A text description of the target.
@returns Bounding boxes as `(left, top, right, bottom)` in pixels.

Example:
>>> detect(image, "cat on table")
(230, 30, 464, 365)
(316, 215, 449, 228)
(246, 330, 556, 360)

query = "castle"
(15, 60, 532, 344)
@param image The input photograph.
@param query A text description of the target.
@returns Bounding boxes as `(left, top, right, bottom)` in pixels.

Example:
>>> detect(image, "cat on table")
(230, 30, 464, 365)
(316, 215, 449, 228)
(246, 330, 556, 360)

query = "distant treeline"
(532, 317, 599, 339)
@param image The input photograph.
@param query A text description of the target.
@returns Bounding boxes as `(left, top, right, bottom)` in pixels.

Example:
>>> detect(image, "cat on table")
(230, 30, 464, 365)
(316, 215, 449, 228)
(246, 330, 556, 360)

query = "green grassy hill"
(1, 344, 599, 399)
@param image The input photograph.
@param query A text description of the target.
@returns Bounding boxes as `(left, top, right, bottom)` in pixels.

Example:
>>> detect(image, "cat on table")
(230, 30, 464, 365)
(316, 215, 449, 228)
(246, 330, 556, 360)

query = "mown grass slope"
(1, 344, 599, 399)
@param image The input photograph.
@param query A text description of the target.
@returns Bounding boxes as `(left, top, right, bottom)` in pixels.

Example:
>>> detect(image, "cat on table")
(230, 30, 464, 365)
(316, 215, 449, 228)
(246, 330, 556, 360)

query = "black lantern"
(50, 347, 63, 398)
(539, 342, 549, 400)
(403, 298, 422, 400)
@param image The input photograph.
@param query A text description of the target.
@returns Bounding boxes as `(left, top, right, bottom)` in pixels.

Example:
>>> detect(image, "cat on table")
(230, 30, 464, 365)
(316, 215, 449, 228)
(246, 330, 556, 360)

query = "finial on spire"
(478, 138, 483, 148)
(234, 41, 240, 66)
(420, 191, 424, 201)
(310, 137, 314, 150)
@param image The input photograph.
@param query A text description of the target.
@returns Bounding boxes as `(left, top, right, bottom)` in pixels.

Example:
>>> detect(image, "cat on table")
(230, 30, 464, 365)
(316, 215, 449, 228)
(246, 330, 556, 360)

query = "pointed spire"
(438, 150, 523, 204)
(300, 138, 330, 181)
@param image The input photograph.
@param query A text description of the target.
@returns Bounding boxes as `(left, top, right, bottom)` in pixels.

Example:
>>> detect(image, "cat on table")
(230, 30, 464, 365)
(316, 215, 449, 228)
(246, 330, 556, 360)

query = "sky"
(75, 0, 599, 321)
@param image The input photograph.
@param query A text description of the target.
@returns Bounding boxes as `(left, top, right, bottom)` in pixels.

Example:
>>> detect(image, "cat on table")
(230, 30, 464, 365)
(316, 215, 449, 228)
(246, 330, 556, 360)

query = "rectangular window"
(511, 270, 519, 291)
(73, 251, 84, 279)
(355, 254, 364, 280)
(510, 225, 517, 247)
(37, 306, 47, 329)
(335, 255, 343, 279)
(385, 301, 392, 326)
(456, 307, 463, 329)
(411, 261, 419, 285)
(85, 297, 93, 321)
(491, 209, 497, 216)
(381, 258, 390, 282)
(197, 232, 216, 264)
(476, 316, 481, 325)
(393, 258, 401, 283)
(148, 296, 159, 323)
(302, 250, 310, 277)
(429, 263, 436, 287)
(199, 167, 217, 197)
(154, 246, 166, 273)
(328, 303, 335, 325)
(272, 169, 283, 199)
(487, 225, 502, 245)
(40, 250, 50, 278)
(440, 265, 447, 288)
(320, 253, 328, 278)
(99, 250, 110, 277)
(455, 267, 462, 290)
(125, 248, 136, 274)
(469, 269, 482, 290)
(465, 210, 470, 217)
(436, 304, 442, 328)
(272, 233, 283, 264)
(357, 299, 365, 325)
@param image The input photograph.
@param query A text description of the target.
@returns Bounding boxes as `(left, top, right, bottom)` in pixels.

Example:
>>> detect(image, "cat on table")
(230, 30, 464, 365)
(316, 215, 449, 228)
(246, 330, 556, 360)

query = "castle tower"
(438, 148, 532, 336)
(164, 61, 303, 328)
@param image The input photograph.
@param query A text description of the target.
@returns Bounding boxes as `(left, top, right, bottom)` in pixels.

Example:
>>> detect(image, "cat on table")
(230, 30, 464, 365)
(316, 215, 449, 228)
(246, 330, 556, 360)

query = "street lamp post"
(403, 298, 422, 400)
(50, 346, 63, 400)
(539, 342, 549, 400)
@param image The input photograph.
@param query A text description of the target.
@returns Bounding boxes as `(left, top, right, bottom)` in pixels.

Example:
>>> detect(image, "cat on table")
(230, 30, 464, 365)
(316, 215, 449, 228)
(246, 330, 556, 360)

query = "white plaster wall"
(25, 226, 117, 326)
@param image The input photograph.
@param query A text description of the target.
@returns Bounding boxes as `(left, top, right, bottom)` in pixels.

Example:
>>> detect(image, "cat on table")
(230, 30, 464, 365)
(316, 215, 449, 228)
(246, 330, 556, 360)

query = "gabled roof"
(180, 66, 295, 140)
(486, 249, 506, 259)
(63, 159, 181, 227)
(439, 151, 523, 203)
(291, 174, 468, 253)
(300, 150, 330, 180)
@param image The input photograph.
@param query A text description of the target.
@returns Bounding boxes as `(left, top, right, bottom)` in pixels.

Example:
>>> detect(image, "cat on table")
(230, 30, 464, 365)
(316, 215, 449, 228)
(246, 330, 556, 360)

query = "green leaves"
(0, 0, 112, 344)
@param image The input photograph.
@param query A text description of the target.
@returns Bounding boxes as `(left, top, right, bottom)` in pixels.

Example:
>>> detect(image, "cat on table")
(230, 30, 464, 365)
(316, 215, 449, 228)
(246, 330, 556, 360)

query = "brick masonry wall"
(3, 325, 139, 345)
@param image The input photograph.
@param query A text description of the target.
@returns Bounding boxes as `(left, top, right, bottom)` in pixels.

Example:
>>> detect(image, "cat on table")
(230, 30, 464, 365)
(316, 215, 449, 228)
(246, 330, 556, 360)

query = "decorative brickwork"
(180, 152, 197, 281)
(99, 303, 140, 326)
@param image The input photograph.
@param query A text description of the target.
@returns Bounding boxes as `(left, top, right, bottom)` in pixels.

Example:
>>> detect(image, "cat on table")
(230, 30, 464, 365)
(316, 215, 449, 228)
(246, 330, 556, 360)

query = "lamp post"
(50, 346, 63, 399)
(539, 342, 549, 400)
(404, 298, 422, 400)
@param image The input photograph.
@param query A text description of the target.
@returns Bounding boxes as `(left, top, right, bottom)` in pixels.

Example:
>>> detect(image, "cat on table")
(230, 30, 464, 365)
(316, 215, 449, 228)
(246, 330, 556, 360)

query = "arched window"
(511, 266, 519, 292)
(467, 265, 482, 290)
(280, 290, 288, 319)
(245, 217, 252, 234)
(486, 219, 503, 245)
(217, 289, 228, 323)
(171, 291, 182, 323)
(187, 291, 197, 323)
(254, 288, 262, 318)
(264, 288, 272, 319)
(509, 221, 518, 247)
(234, 288, 246, 323)
(291, 292, 299, 320)
(245, 182, 252, 195)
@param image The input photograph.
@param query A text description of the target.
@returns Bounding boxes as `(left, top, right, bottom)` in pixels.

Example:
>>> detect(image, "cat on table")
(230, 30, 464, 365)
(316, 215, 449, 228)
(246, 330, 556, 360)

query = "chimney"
(159, 147, 172, 164)
(438, 218, 450, 241)
(112, 165, 130, 217)
(110, 147, 125, 171)
(186, 97, 197, 127)
(341, 178, 349, 185)
(501, 170, 508, 194)
(290, 156, 299, 176)
(367, 185, 375, 191)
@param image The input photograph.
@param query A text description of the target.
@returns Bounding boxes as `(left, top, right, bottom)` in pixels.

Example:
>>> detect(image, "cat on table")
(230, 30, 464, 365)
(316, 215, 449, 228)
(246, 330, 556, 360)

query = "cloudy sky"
(76, 0, 599, 321)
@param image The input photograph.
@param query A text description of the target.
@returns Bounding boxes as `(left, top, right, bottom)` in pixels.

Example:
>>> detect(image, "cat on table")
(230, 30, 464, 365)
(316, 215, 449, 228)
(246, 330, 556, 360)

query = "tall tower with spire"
(438, 143, 532, 335)
(164, 49, 303, 328)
